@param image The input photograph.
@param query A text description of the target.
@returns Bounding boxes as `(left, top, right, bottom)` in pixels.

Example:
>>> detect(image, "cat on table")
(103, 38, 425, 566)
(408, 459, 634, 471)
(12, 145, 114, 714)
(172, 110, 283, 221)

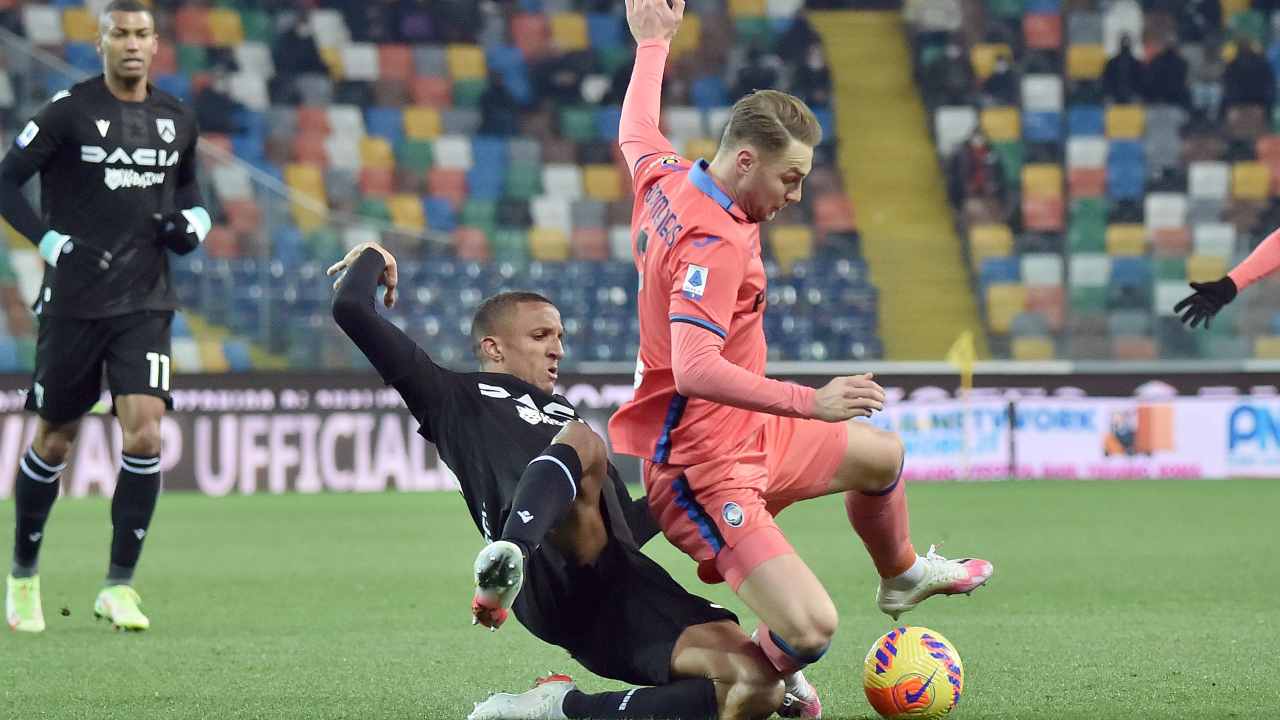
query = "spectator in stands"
(480, 71, 520, 137)
(426, 0, 480, 43)
(272, 12, 327, 75)
(1144, 37, 1191, 108)
(791, 43, 832, 109)
(1222, 39, 1276, 117)
(194, 71, 246, 135)
(981, 54, 1018, 106)
(1177, 0, 1222, 43)
(776, 15, 822, 65)
(733, 47, 780, 99)
(1103, 34, 1145, 103)
(534, 50, 594, 106)
(923, 41, 973, 105)
(947, 128, 1004, 206)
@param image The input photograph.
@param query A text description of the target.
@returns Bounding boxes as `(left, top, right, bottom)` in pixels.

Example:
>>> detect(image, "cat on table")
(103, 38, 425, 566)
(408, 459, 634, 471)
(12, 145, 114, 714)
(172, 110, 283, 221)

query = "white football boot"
(877, 544, 994, 620)
(467, 674, 573, 720)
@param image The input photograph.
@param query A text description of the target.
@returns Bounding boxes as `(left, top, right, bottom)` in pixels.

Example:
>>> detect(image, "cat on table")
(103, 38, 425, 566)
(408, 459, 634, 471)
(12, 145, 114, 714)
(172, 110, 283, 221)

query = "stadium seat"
(1105, 224, 1146, 256)
(1012, 335, 1056, 360)
(1232, 162, 1270, 199)
(969, 224, 1014, 270)
(531, 196, 573, 234)
(1193, 223, 1236, 258)
(1022, 196, 1065, 232)
(208, 8, 245, 47)
(62, 7, 96, 42)
(935, 107, 978, 155)
(403, 108, 442, 140)
(387, 194, 426, 232)
(980, 107, 1021, 142)
(426, 168, 468, 208)
(1186, 254, 1227, 283)
(378, 44, 415, 83)
(454, 227, 491, 260)
(1144, 193, 1187, 230)
(1025, 285, 1065, 330)
(550, 13, 589, 51)
(1070, 254, 1111, 287)
(1151, 228, 1192, 257)
(1189, 161, 1231, 199)
(511, 13, 552, 58)
(1105, 105, 1145, 139)
(1067, 45, 1106, 79)
(1021, 253, 1064, 286)
(1022, 164, 1064, 198)
(770, 226, 814, 272)
(609, 226, 633, 261)
(1067, 136, 1107, 168)
(1068, 167, 1106, 197)
(985, 283, 1027, 334)
(969, 43, 1012, 80)
(410, 78, 450, 112)
(542, 164, 584, 200)
(529, 228, 570, 261)
(447, 44, 487, 80)
(583, 165, 624, 202)
(1022, 75, 1063, 111)
(1023, 13, 1063, 49)
(570, 228, 609, 260)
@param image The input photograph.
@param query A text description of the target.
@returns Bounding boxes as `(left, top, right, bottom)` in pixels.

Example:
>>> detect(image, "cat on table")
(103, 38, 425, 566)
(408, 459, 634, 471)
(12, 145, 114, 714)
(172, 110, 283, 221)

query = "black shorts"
(25, 311, 174, 423)
(514, 538, 738, 686)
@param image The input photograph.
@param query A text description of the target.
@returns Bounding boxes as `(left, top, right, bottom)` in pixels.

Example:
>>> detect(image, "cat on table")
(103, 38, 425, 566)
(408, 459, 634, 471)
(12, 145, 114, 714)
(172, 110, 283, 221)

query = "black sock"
(562, 678, 718, 720)
(108, 453, 162, 584)
(499, 443, 581, 556)
(12, 447, 65, 577)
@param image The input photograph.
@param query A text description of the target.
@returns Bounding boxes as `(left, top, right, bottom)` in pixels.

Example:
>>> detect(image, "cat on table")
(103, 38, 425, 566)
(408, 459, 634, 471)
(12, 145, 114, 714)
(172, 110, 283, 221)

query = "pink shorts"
(642, 414, 849, 590)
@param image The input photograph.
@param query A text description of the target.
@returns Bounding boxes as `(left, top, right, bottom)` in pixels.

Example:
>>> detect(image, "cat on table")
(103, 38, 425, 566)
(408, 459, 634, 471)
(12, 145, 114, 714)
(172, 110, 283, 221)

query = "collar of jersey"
(690, 159, 750, 223)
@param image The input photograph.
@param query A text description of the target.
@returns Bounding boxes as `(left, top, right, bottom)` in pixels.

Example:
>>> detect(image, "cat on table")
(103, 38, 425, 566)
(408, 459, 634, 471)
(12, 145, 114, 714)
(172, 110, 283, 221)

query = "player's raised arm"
(153, 128, 211, 255)
(1174, 225, 1280, 328)
(619, 0, 684, 175)
(329, 243, 452, 426)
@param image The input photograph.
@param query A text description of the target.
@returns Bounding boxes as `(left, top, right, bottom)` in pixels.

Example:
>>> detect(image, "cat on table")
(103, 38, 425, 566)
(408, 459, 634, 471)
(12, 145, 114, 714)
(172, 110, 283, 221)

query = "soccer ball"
(863, 626, 964, 719)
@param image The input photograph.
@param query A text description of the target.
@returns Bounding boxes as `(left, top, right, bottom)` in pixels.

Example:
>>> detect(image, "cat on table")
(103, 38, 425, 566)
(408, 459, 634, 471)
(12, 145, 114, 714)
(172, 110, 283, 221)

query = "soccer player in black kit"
(2, 1, 207, 633)
(328, 242, 787, 720)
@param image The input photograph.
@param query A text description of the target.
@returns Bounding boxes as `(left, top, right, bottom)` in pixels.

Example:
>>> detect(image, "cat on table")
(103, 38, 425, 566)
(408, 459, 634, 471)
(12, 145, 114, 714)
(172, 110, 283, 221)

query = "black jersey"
(8, 76, 199, 318)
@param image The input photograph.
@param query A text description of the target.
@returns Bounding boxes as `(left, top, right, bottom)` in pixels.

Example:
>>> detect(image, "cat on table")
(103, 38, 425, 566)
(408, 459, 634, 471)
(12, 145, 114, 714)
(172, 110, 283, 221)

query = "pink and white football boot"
(778, 669, 823, 719)
(876, 544, 994, 620)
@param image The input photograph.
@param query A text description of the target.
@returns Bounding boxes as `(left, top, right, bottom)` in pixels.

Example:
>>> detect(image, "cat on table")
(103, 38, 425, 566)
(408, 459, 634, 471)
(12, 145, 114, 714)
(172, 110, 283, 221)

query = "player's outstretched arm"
(328, 243, 425, 388)
(1172, 225, 1280, 328)
(619, 0, 684, 175)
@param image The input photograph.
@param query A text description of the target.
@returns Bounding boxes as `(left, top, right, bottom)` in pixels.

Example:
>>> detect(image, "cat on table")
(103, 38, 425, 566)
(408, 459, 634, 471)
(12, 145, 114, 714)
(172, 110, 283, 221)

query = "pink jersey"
(608, 153, 771, 464)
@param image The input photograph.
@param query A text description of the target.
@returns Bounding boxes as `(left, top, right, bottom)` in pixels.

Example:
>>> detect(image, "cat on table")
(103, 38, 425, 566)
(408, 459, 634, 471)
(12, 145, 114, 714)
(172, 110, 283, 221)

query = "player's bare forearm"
(620, 0, 684, 172)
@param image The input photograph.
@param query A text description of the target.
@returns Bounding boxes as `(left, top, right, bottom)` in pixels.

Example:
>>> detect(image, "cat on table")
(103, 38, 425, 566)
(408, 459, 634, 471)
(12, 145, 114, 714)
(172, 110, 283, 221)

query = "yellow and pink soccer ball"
(863, 626, 964, 719)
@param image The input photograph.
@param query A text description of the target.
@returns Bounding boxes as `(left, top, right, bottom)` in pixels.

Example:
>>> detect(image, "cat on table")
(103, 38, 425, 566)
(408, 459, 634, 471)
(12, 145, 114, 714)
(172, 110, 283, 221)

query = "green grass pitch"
(2, 480, 1277, 719)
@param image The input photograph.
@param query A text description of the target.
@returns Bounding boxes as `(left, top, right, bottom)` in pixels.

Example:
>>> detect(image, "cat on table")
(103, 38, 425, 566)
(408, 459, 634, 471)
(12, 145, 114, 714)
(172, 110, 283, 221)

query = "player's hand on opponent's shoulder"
(1173, 275, 1237, 329)
(811, 373, 886, 422)
(326, 241, 398, 309)
(625, 0, 685, 43)
(37, 230, 111, 272)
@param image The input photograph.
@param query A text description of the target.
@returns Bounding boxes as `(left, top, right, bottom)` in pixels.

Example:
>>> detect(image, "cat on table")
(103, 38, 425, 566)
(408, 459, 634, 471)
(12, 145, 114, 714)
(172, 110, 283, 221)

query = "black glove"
(1173, 276, 1237, 329)
(153, 209, 207, 255)
(38, 231, 112, 272)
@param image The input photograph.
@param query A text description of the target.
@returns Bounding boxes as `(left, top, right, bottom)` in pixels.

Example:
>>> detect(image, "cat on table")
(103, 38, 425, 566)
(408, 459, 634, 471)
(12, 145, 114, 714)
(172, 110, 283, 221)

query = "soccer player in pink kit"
(609, 2, 994, 717)
(1174, 227, 1280, 327)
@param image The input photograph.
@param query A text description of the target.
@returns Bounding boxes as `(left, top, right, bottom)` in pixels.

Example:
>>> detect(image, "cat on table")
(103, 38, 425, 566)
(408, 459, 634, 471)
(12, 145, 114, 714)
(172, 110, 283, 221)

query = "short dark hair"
(471, 291, 555, 360)
(100, 0, 153, 33)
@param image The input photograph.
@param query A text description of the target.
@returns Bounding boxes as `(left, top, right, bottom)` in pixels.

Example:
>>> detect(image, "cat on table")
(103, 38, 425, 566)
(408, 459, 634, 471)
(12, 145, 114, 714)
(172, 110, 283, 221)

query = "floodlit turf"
(2, 480, 1277, 719)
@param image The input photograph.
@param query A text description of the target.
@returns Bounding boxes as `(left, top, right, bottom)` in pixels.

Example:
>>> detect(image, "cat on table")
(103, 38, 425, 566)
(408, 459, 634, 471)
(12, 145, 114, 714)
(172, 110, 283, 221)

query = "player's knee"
(721, 676, 785, 720)
(866, 429, 905, 492)
(783, 604, 839, 660)
(122, 425, 162, 457)
(33, 421, 80, 464)
(553, 422, 607, 482)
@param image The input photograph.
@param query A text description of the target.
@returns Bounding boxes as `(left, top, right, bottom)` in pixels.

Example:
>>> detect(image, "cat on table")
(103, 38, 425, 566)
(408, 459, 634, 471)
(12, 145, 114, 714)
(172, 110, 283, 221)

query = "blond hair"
(718, 90, 822, 156)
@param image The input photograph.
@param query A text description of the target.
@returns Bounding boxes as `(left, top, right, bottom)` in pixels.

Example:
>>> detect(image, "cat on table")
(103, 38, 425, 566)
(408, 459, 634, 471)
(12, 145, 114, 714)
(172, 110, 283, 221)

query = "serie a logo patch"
(682, 264, 708, 299)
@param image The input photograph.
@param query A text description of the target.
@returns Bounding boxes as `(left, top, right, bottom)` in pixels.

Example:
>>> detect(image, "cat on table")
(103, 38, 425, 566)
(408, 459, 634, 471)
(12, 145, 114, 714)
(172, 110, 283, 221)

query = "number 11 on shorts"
(146, 351, 170, 391)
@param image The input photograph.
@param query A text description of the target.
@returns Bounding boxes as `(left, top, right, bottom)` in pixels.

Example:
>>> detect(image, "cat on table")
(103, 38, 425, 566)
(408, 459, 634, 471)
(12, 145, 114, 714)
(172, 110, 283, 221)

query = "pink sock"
(755, 623, 805, 674)
(844, 476, 917, 579)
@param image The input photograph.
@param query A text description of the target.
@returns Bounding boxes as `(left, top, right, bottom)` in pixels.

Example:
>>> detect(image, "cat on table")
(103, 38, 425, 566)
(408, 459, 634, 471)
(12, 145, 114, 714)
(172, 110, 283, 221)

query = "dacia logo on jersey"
(81, 145, 181, 167)
(682, 264, 708, 299)
(156, 118, 175, 143)
(478, 383, 577, 427)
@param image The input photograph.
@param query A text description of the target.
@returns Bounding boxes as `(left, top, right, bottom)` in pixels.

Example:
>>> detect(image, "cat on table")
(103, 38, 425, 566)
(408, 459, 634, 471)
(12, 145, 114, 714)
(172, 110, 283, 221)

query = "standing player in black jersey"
(329, 242, 787, 720)
(2, 0, 206, 633)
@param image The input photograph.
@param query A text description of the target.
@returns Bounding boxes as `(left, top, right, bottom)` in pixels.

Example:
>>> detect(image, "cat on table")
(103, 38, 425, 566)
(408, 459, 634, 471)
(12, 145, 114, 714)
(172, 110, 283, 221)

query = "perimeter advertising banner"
(1, 374, 1278, 498)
